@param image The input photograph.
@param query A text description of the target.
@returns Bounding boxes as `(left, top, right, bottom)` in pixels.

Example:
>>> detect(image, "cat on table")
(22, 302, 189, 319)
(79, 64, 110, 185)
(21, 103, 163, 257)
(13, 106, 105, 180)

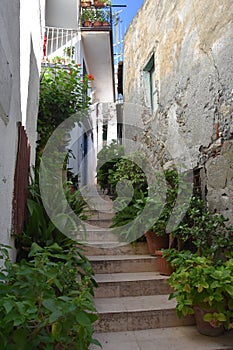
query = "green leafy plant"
(0, 243, 100, 350)
(108, 152, 148, 196)
(15, 173, 90, 261)
(168, 252, 233, 330)
(63, 46, 75, 58)
(96, 140, 124, 194)
(110, 169, 179, 244)
(171, 195, 233, 255)
(38, 61, 91, 155)
(81, 8, 95, 23)
(103, 9, 110, 24)
(150, 169, 179, 235)
(111, 189, 147, 242)
(94, 9, 105, 22)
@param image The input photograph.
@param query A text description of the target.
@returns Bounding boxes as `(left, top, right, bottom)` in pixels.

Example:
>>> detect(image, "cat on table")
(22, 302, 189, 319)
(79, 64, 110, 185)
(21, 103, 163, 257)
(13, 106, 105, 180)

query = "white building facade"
(0, 0, 45, 259)
(44, 0, 116, 188)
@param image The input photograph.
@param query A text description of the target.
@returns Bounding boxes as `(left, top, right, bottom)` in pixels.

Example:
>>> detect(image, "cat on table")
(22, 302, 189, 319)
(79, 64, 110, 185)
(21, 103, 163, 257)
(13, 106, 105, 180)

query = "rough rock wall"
(123, 0, 233, 216)
(205, 141, 233, 223)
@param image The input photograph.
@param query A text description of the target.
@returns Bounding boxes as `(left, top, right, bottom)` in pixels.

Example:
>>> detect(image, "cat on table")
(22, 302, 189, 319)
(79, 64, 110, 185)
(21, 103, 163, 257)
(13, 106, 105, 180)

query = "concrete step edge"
(89, 254, 156, 261)
(94, 294, 176, 313)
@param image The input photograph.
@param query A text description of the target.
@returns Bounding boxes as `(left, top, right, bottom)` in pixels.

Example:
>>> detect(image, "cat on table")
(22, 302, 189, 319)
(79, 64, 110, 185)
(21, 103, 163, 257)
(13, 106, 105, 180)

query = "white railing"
(43, 26, 80, 59)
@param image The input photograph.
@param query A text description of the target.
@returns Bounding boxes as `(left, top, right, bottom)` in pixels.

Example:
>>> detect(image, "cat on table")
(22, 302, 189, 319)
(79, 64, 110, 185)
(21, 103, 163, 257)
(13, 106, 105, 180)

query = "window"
(143, 54, 158, 113)
(103, 124, 108, 143)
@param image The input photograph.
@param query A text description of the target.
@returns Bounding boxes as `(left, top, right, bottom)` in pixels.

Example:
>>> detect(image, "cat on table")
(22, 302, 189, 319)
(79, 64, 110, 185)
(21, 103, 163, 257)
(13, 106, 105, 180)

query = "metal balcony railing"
(43, 26, 80, 59)
(80, 4, 112, 30)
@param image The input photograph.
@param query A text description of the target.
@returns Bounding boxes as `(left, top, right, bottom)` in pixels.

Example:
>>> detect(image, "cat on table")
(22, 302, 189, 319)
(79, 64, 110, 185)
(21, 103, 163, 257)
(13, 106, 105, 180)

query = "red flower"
(88, 74, 94, 81)
(77, 63, 81, 67)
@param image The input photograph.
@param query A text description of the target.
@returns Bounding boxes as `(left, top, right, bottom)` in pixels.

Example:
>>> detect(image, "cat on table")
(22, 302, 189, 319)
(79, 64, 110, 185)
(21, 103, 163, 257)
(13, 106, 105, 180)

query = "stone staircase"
(83, 188, 194, 334)
(84, 232, 194, 334)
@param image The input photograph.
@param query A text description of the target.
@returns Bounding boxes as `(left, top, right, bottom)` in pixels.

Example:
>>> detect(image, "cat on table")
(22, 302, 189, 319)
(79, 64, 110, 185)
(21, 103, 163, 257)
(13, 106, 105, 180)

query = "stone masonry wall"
(123, 0, 233, 217)
(205, 141, 233, 223)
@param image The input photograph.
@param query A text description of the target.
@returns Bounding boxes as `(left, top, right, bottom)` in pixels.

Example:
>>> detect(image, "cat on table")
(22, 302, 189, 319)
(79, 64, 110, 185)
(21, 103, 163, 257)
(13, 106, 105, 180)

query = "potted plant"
(168, 252, 233, 336)
(102, 12, 110, 26)
(93, 9, 104, 26)
(81, 0, 92, 7)
(94, 0, 106, 8)
(155, 249, 174, 275)
(145, 169, 179, 256)
(81, 8, 95, 26)
(158, 194, 233, 275)
(102, 8, 111, 26)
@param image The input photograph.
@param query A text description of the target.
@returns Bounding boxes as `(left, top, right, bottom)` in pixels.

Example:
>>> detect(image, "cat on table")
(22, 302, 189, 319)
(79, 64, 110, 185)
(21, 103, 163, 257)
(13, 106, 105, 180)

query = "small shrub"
(96, 140, 124, 194)
(0, 243, 100, 350)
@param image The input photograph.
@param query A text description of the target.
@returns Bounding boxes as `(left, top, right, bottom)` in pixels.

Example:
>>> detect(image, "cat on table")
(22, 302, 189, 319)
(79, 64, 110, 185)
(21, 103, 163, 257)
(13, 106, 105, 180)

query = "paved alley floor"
(90, 326, 233, 350)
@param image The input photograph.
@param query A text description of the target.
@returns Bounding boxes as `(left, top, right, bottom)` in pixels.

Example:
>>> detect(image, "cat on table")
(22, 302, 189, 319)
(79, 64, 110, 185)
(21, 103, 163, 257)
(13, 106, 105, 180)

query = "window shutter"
(12, 122, 31, 235)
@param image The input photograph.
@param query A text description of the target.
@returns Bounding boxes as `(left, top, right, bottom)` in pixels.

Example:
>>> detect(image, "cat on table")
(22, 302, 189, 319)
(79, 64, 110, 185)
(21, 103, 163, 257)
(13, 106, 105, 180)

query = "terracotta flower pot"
(93, 20, 103, 27)
(194, 305, 225, 337)
(155, 250, 174, 276)
(94, 0, 105, 7)
(81, 1, 91, 7)
(144, 230, 169, 255)
(83, 20, 92, 27)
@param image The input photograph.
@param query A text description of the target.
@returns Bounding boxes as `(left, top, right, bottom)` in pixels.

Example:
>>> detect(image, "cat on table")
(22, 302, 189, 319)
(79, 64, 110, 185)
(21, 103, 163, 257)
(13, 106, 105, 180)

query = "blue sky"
(112, 0, 144, 33)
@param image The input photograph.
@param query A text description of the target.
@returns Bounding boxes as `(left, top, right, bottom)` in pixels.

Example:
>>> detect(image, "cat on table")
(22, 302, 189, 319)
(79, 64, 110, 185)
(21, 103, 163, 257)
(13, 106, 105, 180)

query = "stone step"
(94, 272, 172, 298)
(94, 295, 195, 332)
(89, 255, 158, 274)
(77, 229, 119, 243)
(85, 219, 113, 228)
(90, 327, 233, 350)
(84, 242, 149, 256)
(82, 241, 125, 250)
(86, 201, 113, 212)
(87, 211, 115, 221)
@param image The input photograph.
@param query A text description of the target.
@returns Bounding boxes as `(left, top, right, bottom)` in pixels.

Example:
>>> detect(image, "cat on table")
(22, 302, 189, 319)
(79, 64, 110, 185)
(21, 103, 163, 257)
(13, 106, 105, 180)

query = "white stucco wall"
(20, 0, 45, 165)
(46, 0, 79, 29)
(0, 1, 21, 260)
(0, 0, 44, 260)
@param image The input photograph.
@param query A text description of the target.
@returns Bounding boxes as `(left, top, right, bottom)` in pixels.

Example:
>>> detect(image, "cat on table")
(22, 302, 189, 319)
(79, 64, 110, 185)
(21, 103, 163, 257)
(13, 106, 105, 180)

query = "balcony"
(80, 4, 114, 102)
(80, 3, 112, 31)
(42, 26, 80, 60)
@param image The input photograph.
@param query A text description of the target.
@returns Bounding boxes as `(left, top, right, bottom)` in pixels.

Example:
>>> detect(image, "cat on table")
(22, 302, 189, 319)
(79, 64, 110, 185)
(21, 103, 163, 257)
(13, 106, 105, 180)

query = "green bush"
(38, 61, 91, 155)
(96, 141, 124, 194)
(168, 252, 233, 329)
(0, 243, 100, 350)
(111, 169, 179, 241)
(16, 177, 90, 260)
(171, 196, 233, 255)
(107, 155, 148, 195)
